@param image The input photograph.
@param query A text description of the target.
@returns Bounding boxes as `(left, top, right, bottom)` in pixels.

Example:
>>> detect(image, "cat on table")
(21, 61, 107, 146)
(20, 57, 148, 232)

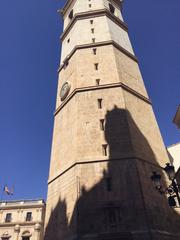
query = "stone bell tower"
(44, 1, 180, 240)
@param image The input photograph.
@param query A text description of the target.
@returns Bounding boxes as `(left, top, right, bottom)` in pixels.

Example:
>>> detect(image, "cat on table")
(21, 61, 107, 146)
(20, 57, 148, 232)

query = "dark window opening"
(92, 38, 95, 43)
(5, 213, 12, 222)
(89, 4, 92, 8)
(67, 38, 70, 43)
(93, 48, 97, 55)
(94, 63, 99, 70)
(91, 28, 94, 34)
(22, 237, 30, 240)
(102, 144, 108, 156)
(96, 79, 100, 86)
(100, 119, 105, 131)
(90, 20, 93, 24)
(26, 212, 32, 222)
(68, 10, 73, 20)
(109, 4, 115, 14)
(97, 98, 102, 109)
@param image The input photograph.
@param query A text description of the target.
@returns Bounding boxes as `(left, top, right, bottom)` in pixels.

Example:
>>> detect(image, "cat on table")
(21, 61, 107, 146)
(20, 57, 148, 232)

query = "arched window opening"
(1, 232, 11, 240)
(21, 230, 31, 240)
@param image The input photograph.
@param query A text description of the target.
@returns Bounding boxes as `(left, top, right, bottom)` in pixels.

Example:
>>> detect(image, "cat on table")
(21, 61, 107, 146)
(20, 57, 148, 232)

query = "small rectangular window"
(96, 79, 100, 86)
(100, 119, 105, 131)
(26, 212, 32, 222)
(90, 20, 94, 25)
(92, 38, 95, 43)
(89, 4, 92, 8)
(102, 144, 108, 156)
(93, 48, 97, 55)
(94, 63, 98, 70)
(91, 28, 94, 34)
(5, 213, 12, 222)
(97, 98, 102, 109)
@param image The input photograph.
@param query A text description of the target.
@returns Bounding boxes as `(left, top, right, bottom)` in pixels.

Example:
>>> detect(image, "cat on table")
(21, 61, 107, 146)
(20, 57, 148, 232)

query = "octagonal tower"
(44, 1, 180, 239)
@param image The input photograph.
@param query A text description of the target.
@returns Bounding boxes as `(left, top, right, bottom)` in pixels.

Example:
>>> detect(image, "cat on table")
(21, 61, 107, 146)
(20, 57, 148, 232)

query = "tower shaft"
(44, 1, 180, 239)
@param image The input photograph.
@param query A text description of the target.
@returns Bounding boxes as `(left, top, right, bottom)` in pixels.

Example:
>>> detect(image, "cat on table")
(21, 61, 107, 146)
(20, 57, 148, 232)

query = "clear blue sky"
(0, 0, 179, 201)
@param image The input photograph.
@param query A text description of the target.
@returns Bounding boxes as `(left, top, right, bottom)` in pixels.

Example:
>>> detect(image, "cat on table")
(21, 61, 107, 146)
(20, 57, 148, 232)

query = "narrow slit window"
(106, 177, 112, 191)
(67, 38, 70, 43)
(89, 4, 92, 8)
(93, 48, 97, 55)
(90, 20, 94, 25)
(68, 10, 73, 20)
(109, 4, 115, 14)
(97, 98, 102, 109)
(94, 63, 99, 70)
(102, 144, 108, 156)
(92, 38, 95, 43)
(91, 28, 94, 34)
(100, 119, 105, 131)
(96, 79, 100, 86)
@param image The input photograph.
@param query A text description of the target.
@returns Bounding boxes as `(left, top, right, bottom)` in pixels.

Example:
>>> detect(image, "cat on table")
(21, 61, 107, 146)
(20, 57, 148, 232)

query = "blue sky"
(0, 0, 179, 201)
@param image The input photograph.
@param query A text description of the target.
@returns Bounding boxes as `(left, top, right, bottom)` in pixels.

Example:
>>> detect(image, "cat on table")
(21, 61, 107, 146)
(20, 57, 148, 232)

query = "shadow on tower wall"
(44, 107, 180, 240)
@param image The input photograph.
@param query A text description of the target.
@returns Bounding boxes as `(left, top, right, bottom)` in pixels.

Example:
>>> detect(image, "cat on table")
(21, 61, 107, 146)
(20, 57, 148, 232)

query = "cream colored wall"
(61, 16, 133, 63)
(63, 0, 123, 30)
(64, 0, 104, 29)
(107, 18, 134, 54)
(168, 143, 180, 172)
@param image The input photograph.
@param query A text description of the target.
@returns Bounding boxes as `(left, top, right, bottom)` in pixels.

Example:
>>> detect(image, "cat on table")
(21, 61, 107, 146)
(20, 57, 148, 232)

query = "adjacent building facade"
(0, 199, 45, 240)
(168, 143, 180, 173)
(168, 143, 180, 186)
(44, 0, 180, 239)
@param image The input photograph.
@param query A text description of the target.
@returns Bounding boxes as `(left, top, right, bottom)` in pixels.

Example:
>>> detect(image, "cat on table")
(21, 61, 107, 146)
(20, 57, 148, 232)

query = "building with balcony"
(0, 199, 45, 240)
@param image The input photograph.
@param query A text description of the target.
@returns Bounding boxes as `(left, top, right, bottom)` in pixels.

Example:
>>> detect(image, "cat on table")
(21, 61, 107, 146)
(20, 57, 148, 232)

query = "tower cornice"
(60, 9, 128, 42)
(58, 40, 138, 73)
(61, 0, 123, 16)
(54, 83, 152, 117)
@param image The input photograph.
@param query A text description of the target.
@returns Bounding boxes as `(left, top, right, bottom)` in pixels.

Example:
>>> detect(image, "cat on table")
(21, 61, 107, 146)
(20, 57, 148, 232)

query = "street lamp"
(150, 163, 180, 207)
(164, 163, 175, 180)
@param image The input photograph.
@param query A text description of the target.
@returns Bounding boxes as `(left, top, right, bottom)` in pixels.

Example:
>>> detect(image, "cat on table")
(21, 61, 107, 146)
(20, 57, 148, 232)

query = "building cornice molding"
(61, 0, 123, 16)
(60, 9, 128, 41)
(48, 157, 163, 185)
(0, 204, 45, 211)
(61, 0, 74, 15)
(54, 83, 151, 117)
(0, 221, 42, 228)
(58, 40, 137, 73)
